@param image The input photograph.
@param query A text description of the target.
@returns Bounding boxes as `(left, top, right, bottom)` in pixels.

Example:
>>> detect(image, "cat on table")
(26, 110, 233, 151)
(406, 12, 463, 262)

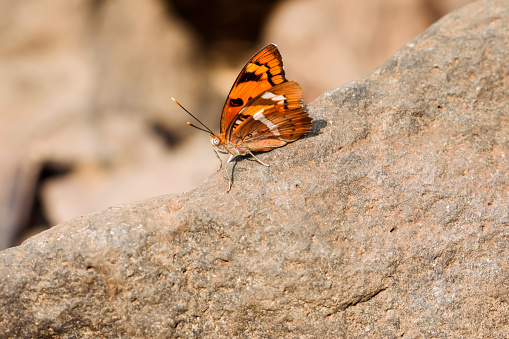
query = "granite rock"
(0, 0, 508, 337)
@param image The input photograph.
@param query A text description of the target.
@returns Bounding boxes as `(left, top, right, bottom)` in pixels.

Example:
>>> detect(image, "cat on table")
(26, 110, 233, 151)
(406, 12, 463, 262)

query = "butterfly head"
(210, 134, 221, 147)
(210, 134, 227, 152)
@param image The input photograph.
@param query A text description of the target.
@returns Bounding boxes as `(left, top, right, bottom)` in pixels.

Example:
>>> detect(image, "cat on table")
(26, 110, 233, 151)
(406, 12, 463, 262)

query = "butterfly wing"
(220, 44, 287, 134)
(228, 81, 312, 152)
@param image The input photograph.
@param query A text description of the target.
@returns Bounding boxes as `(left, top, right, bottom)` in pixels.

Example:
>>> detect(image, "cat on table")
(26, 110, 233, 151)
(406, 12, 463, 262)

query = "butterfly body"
(174, 44, 312, 191)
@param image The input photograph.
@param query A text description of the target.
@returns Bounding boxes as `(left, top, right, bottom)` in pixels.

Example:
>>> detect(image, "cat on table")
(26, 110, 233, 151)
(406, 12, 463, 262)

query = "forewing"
(220, 44, 287, 134)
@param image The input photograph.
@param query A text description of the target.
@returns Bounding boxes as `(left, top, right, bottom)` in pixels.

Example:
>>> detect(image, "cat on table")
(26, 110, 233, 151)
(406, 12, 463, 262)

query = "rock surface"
(1, 0, 508, 337)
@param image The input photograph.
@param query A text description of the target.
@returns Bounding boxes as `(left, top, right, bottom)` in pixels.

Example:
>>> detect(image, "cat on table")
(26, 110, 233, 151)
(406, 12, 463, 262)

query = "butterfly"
(173, 43, 312, 192)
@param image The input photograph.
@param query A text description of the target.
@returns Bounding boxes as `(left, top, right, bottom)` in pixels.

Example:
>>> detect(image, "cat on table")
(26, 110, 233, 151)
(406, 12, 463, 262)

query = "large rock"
(1, 0, 508, 337)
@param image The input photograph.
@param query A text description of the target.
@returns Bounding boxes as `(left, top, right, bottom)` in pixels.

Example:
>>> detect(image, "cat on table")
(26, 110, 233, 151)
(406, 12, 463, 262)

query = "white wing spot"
(235, 119, 242, 125)
(261, 92, 286, 103)
(253, 109, 280, 136)
(261, 92, 276, 99)
(271, 94, 286, 102)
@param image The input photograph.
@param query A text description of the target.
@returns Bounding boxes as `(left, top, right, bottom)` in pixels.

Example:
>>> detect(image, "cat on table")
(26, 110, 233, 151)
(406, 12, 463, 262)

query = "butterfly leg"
(226, 154, 237, 165)
(213, 149, 223, 172)
(247, 151, 270, 167)
(225, 154, 238, 193)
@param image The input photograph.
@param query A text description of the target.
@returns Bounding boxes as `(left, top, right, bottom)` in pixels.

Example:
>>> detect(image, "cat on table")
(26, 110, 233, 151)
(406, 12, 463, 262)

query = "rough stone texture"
(1, 0, 508, 337)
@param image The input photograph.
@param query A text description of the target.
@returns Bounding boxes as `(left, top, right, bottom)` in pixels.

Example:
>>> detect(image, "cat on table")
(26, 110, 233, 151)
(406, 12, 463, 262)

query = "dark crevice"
(14, 161, 73, 246)
(164, 0, 281, 47)
(342, 286, 389, 311)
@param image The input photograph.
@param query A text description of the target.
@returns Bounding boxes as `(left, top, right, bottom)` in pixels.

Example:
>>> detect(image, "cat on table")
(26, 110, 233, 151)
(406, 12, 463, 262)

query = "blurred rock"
(1, 0, 507, 336)
(0, 0, 208, 248)
(0, 151, 39, 250)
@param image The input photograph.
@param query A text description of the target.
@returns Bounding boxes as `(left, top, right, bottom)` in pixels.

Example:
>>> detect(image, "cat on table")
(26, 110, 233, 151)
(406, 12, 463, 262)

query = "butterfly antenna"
(171, 98, 215, 135)
(186, 122, 210, 133)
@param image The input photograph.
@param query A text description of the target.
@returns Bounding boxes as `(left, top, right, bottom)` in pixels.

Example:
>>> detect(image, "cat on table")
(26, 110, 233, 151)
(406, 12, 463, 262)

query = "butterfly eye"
(213, 137, 220, 146)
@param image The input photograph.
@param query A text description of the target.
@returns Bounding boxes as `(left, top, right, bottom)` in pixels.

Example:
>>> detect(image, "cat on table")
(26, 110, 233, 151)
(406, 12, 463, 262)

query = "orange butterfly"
(173, 44, 312, 192)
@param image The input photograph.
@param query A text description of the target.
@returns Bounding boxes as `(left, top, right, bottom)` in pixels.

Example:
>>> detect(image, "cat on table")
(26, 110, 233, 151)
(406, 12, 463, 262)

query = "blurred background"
(0, 0, 474, 250)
